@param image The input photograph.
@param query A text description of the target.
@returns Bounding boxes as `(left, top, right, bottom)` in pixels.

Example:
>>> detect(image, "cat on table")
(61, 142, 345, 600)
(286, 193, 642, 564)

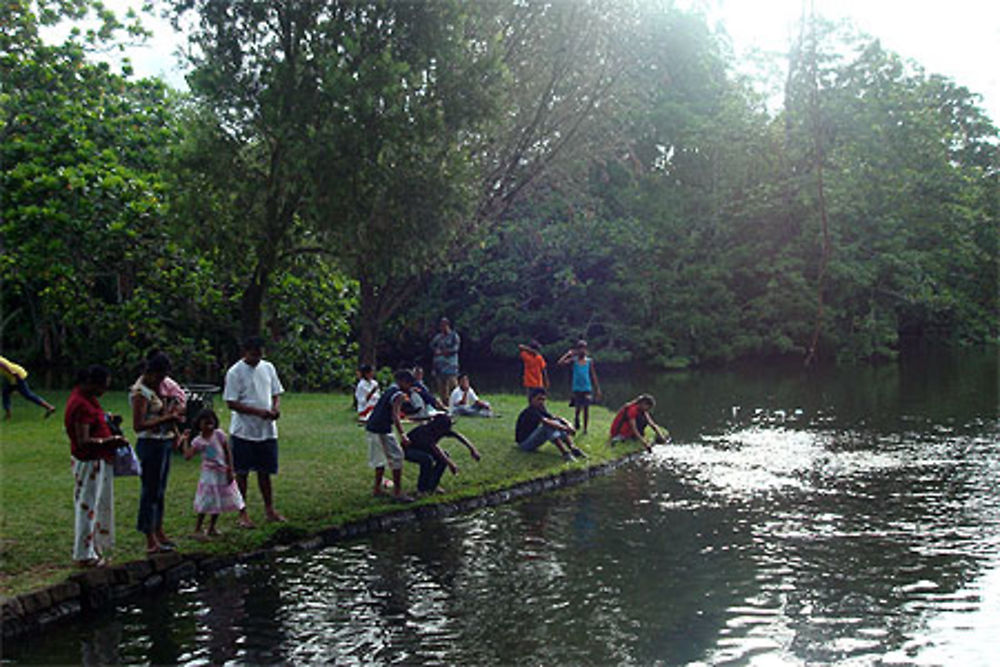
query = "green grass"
(0, 391, 637, 596)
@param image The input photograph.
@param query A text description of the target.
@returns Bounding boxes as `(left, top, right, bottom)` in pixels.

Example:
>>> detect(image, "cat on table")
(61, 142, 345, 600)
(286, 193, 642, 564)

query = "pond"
(5, 349, 998, 664)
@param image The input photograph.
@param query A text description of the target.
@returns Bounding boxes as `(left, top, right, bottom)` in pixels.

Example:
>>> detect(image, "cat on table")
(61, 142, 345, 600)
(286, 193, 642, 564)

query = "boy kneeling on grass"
(365, 369, 417, 503)
(608, 394, 669, 452)
(515, 388, 587, 462)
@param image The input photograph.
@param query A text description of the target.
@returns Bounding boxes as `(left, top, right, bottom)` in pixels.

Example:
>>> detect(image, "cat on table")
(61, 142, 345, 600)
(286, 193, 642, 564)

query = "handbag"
(113, 443, 142, 477)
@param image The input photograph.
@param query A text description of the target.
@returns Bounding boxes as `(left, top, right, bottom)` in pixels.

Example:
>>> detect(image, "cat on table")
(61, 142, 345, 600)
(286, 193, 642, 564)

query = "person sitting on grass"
(449, 373, 494, 417)
(515, 388, 586, 462)
(557, 339, 602, 434)
(365, 369, 417, 503)
(355, 364, 380, 422)
(405, 414, 481, 496)
(608, 394, 670, 453)
(402, 365, 447, 420)
(182, 408, 247, 539)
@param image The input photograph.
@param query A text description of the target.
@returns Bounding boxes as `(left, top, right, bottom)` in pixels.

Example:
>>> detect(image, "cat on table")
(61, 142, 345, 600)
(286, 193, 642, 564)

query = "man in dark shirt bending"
(515, 388, 586, 462)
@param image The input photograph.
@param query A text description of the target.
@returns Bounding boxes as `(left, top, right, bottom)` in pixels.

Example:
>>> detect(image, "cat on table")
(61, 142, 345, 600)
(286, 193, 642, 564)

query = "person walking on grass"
(224, 336, 286, 527)
(1, 354, 56, 420)
(365, 369, 417, 503)
(515, 388, 587, 462)
(518, 340, 549, 399)
(430, 317, 460, 404)
(131, 352, 185, 555)
(405, 414, 481, 496)
(558, 339, 602, 434)
(608, 394, 670, 453)
(182, 408, 247, 539)
(66, 365, 126, 567)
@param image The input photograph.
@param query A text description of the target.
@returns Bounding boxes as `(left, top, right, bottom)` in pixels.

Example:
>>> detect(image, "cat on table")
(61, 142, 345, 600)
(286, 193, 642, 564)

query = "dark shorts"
(570, 391, 592, 407)
(231, 436, 278, 475)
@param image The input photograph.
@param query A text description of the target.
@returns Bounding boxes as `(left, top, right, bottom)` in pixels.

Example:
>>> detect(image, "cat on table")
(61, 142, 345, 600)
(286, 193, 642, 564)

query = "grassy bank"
(0, 391, 636, 596)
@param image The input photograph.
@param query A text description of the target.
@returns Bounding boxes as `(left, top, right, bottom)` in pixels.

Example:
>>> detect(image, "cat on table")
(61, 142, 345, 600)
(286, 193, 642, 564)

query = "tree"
(1, 1, 188, 369)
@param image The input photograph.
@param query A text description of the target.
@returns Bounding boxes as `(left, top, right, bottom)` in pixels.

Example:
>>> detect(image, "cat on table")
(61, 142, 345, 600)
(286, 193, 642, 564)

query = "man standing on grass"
(224, 336, 286, 526)
(430, 317, 460, 404)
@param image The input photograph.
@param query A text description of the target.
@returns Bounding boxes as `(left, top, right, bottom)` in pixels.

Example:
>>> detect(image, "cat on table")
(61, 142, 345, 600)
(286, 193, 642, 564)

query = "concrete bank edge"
(1, 449, 646, 641)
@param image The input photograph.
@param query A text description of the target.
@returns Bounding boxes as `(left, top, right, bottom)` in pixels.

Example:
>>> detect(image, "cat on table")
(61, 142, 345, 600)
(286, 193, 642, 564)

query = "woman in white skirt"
(64, 366, 126, 567)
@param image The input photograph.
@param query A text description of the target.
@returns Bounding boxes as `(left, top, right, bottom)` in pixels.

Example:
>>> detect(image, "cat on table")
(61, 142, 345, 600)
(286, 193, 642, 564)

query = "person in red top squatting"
(608, 394, 669, 453)
(518, 340, 549, 399)
(65, 365, 127, 567)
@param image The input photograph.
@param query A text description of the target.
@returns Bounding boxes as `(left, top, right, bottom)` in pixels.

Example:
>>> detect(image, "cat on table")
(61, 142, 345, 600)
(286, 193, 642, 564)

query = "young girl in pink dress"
(183, 408, 247, 537)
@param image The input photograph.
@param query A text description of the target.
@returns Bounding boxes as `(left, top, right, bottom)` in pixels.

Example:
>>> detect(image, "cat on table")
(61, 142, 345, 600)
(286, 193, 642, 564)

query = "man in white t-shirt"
(448, 373, 494, 418)
(224, 336, 285, 525)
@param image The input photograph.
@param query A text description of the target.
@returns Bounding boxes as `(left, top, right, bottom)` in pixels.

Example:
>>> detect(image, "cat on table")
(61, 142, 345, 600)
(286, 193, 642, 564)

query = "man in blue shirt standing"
(430, 317, 460, 405)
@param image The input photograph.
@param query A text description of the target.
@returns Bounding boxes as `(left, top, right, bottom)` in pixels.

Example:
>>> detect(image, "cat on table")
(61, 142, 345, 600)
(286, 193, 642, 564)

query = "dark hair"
(145, 352, 172, 374)
(75, 365, 110, 387)
(194, 408, 219, 430)
(637, 394, 656, 409)
(529, 387, 547, 401)
(426, 413, 454, 438)
(242, 335, 265, 352)
(576, 339, 588, 348)
(457, 372, 469, 382)
(529, 339, 542, 351)
(359, 364, 374, 374)
(394, 369, 415, 385)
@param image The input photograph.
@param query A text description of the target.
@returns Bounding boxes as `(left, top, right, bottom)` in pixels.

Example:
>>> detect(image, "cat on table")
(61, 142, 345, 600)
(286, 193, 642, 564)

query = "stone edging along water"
(1, 450, 646, 641)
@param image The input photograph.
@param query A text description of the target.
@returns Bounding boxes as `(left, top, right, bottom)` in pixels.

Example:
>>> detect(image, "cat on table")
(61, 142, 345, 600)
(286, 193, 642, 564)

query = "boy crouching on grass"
(364, 369, 416, 503)
(608, 394, 669, 452)
(515, 388, 587, 462)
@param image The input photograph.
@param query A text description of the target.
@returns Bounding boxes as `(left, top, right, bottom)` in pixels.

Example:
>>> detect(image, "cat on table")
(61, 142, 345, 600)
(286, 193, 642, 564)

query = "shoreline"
(1, 448, 646, 641)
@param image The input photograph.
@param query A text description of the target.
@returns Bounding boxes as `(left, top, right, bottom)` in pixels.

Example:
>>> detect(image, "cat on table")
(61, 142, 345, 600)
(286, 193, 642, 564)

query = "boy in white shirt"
(449, 373, 494, 418)
(355, 364, 380, 422)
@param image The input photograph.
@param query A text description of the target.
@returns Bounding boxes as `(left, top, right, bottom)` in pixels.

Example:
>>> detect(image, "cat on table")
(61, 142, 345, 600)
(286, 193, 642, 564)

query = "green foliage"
(266, 256, 359, 390)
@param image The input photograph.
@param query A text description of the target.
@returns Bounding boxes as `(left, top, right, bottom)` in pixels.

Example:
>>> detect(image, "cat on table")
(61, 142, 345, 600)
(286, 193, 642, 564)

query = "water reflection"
(5, 349, 998, 664)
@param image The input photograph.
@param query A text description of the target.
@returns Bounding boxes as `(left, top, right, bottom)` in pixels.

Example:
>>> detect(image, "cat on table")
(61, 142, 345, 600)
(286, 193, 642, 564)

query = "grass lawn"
(0, 390, 637, 596)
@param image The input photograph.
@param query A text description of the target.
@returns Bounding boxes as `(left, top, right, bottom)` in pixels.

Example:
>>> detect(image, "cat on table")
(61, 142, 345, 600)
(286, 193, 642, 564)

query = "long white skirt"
(72, 457, 114, 561)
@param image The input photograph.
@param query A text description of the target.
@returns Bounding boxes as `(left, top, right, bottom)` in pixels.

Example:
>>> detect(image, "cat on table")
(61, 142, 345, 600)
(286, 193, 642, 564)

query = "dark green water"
(5, 349, 998, 664)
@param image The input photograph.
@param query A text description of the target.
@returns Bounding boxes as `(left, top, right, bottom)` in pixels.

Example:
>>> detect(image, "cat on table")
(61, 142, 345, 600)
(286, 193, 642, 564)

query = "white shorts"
(366, 431, 404, 470)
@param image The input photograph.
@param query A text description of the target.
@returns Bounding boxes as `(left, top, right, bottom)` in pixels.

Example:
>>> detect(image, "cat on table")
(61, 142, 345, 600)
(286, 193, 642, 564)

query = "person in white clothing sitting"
(449, 373, 494, 418)
(355, 364, 380, 422)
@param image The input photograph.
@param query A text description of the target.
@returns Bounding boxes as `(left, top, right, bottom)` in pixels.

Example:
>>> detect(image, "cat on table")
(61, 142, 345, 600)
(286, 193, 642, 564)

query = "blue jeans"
(136, 438, 172, 534)
(405, 447, 448, 492)
(518, 424, 567, 452)
(2, 378, 48, 412)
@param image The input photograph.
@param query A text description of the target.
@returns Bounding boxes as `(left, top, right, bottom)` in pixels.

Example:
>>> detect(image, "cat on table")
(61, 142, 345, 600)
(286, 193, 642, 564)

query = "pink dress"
(191, 429, 245, 514)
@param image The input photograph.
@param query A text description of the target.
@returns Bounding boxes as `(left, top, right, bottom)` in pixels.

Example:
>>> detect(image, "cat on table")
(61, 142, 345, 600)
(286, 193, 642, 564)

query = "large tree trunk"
(357, 273, 379, 366)
(240, 267, 269, 339)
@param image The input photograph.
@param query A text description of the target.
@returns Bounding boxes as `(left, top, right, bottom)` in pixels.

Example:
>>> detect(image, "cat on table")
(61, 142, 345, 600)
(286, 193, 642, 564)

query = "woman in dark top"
(405, 414, 481, 495)
(65, 365, 126, 567)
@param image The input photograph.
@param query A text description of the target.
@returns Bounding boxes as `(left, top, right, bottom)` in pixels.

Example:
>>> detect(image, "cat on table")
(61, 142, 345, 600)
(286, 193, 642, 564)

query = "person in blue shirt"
(430, 317, 461, 404)
(558, 339, 602, 433)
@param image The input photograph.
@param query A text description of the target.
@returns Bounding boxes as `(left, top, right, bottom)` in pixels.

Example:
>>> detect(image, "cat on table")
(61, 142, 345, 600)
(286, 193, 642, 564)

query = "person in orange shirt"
(518, 340, 549, 400)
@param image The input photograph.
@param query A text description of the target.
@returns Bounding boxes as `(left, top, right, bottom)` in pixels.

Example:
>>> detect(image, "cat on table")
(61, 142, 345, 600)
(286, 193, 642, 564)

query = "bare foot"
(206, 527, 221, 537)
(266, 511, 287, 523)
(237, 516, 256, 529)
(191, 531, 208, 542)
